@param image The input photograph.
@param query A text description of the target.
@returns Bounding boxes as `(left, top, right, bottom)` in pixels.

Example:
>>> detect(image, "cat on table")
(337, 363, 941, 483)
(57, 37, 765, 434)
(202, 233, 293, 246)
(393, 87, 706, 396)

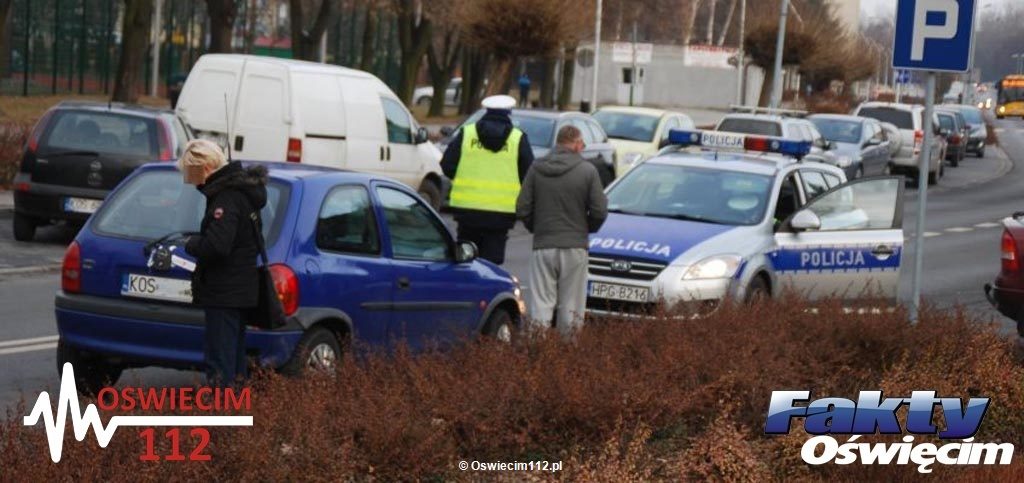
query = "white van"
(175, 54, 445, 207)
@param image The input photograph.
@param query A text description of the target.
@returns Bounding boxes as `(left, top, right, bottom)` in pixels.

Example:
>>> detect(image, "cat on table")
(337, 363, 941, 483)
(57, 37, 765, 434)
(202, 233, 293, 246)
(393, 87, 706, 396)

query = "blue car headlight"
(682, 255, 743, 280)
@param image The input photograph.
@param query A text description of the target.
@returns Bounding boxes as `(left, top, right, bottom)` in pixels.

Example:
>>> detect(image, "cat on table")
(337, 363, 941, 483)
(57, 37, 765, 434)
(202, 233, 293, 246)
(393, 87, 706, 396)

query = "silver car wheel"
(307, 343, 337, 371)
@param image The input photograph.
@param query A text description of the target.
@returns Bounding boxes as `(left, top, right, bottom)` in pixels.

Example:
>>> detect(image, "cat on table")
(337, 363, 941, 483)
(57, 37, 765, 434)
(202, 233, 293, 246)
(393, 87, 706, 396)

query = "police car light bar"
(667, 129, 812, 158)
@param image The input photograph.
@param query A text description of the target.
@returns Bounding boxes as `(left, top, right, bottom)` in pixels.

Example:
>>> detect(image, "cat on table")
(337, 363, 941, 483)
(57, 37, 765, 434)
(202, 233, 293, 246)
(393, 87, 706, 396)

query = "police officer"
(442, 95, 534, 264)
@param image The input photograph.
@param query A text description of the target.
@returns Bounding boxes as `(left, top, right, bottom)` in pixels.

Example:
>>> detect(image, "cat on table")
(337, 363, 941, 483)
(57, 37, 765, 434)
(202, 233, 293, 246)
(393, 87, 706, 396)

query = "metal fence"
(1, 0, 403, 98)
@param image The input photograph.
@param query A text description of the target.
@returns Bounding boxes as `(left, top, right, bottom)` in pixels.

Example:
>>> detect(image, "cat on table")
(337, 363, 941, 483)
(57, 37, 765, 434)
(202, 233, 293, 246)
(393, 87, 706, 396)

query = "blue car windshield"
(607, 163, 773, 226)
(92, 169, 289, 244)
(810, 119, 862, 144)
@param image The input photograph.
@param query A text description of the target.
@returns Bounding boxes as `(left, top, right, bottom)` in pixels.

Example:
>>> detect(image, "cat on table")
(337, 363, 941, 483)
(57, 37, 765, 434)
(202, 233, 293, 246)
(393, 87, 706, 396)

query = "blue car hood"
(589, 213, 735, 263)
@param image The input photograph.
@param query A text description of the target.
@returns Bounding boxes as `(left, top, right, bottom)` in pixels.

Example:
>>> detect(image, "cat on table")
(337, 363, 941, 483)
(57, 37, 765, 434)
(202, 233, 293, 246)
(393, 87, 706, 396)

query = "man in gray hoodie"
(516, 125, 608, 337)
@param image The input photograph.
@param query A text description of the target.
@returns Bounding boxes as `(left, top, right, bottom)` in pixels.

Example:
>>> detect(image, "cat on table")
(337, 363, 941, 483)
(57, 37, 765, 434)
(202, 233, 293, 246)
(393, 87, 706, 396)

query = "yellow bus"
(997, 75, 1024, 119)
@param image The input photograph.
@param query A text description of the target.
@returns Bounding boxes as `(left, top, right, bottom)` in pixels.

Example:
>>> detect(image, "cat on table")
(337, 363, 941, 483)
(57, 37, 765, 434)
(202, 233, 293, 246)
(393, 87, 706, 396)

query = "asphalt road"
(2, 117, 1024, 411)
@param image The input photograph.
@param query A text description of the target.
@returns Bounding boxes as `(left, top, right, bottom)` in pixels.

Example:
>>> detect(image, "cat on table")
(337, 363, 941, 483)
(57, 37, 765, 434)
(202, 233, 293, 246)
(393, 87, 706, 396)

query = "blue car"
(55, 162, 524, 390)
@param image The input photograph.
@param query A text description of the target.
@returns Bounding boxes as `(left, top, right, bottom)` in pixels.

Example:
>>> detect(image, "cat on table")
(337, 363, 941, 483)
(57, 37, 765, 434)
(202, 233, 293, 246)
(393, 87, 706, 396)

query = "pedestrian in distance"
(516, 125, 608, 338)
(518, 74, 531, 107)
(442, 95, 535, 265)
(177, 140, 268, 387)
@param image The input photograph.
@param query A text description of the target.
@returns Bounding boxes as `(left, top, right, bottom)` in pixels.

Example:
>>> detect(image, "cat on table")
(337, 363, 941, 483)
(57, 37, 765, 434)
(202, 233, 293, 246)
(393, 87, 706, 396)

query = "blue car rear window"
(92, 170, 289, 244)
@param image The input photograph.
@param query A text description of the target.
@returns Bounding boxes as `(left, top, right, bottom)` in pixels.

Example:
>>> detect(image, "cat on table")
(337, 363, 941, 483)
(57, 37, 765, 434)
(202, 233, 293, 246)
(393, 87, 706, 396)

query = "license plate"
(121, 274, 192, 303)
(589, 282, 650, 302)
(701, 131, 746, 149)
(64, 197, 103, 214)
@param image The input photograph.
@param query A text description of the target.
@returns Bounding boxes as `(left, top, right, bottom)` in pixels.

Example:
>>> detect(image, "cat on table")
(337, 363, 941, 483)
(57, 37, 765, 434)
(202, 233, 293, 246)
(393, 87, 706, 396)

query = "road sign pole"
(910, 72, 936, 323)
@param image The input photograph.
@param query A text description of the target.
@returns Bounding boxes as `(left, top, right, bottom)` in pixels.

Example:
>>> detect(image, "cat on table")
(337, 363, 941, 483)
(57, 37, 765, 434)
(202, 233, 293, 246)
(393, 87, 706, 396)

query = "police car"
(586, 129, 905, 316)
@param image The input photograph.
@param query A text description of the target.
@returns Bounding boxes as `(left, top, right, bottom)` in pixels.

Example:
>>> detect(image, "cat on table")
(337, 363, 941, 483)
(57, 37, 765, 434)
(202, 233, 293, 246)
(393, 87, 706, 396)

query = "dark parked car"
(986, 214, 1024, 337)
(808, 114, 892, 179)
(439, 109, 617, 186)
(936, 108, 969, 166)
(12, 101, 192, 241)
(941, 104, 987, 157)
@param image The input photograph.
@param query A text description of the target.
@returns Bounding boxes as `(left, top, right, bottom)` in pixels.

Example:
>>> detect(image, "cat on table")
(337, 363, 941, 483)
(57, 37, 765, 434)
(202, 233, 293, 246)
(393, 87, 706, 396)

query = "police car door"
(771, 176, 904, 301)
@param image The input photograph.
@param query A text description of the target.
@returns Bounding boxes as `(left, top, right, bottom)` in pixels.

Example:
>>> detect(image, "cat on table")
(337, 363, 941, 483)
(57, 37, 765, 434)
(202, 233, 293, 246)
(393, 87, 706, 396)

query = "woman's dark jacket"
(185, 162, 268, 308)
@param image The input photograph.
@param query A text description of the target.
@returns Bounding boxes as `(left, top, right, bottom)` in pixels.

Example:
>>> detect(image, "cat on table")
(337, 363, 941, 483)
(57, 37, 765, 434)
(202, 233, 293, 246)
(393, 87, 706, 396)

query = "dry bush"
(0, 121, 32, 188)
(806, 92, 855, 115)
(2, 299, 1024, 481)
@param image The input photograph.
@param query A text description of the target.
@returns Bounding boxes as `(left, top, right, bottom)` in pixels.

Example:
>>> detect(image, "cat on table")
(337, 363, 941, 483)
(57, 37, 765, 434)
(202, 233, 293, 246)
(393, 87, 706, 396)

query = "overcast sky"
(860, 0, 1009, 22)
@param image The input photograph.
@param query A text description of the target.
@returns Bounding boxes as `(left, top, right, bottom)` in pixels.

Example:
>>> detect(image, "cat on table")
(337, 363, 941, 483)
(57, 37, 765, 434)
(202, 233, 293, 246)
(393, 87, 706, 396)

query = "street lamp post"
(735, 0, 746, 106)
(590, 0, 603, 112)
(769, 0, 789, 110)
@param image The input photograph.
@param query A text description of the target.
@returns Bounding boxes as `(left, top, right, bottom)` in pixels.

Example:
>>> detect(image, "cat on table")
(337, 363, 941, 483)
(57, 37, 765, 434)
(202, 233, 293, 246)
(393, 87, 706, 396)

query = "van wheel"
(13, 213, 36, 242)
(57, 341, 122, 396)
(418, 178, 443, 210)
(281, 327, 342, 375)
(483, 308, 515, 342)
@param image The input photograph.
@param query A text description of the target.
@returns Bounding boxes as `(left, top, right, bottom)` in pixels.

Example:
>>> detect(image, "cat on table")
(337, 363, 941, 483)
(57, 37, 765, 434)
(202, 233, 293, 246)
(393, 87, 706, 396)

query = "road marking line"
(0, 335, 59, 349)
(0, 342, 58, 356)
(945, 227, 973, 233)
(923, 232, 942, 238)
(975, 222, 1000, 228)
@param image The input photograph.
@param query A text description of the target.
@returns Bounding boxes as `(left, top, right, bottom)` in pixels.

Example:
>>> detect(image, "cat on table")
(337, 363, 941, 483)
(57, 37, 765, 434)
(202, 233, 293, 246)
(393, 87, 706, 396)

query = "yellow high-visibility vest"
(449, 124, 522, 214)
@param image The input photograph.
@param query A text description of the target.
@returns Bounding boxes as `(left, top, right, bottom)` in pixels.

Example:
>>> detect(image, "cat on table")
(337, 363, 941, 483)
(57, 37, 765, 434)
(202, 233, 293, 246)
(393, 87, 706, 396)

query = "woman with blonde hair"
(177, 139, 268, 386)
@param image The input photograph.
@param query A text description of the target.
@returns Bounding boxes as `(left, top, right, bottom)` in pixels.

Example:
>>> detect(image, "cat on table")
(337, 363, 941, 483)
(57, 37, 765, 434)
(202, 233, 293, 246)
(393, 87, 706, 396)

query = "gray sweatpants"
(527, 248, 589, 337)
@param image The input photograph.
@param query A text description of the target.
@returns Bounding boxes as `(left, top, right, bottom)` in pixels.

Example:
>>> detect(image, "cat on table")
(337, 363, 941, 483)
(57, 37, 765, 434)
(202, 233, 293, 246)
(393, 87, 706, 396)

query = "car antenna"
(223, 93, 233, 162)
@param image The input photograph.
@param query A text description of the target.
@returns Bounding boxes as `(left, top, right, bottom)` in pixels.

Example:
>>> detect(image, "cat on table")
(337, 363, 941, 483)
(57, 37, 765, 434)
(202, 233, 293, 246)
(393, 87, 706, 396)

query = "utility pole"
(769, 0, 789, 110)
(629, 21, 637, 106)
(150, 0, 163, 97)
(590, 0, 603, 112)
(735, 0, 746, 105)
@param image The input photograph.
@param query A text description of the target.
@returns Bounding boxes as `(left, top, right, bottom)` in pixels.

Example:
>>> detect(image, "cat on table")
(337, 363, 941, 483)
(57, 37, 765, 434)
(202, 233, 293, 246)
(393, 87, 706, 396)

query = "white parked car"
(413, 77, 462, 107)
(852, 102, 944, 185)
(176, 54, 446, 208)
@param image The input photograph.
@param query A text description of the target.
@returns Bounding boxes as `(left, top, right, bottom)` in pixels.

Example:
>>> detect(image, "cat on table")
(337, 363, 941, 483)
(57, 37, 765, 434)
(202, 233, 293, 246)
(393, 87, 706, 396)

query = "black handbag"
(246, 212, 287, 330)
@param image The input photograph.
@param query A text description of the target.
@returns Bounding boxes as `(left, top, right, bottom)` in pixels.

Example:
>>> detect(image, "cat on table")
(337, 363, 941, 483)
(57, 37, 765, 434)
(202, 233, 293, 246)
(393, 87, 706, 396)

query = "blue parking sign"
(892, 0, 977, 72)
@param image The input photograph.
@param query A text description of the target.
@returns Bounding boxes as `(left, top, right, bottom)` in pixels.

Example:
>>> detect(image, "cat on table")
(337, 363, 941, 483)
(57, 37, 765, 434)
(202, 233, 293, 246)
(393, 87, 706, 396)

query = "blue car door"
(299, 184, 393, 343)
(373, 184, 482, 350)
(771, 177, 905, 303)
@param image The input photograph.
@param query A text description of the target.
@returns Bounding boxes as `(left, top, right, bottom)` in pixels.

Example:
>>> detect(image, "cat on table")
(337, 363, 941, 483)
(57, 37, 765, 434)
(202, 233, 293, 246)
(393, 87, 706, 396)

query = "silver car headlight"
(622, 152, 645, 167)
(683, 255, 743, 280)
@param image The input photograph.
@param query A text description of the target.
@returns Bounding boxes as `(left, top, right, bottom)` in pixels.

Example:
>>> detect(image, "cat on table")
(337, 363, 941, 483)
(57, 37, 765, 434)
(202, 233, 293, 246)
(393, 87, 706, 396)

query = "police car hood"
(589, 212, 745, 264)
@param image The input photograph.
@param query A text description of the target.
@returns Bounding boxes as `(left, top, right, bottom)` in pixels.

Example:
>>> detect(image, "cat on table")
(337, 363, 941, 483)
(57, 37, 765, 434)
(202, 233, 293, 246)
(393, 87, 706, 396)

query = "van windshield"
(92, 169, 289, 244)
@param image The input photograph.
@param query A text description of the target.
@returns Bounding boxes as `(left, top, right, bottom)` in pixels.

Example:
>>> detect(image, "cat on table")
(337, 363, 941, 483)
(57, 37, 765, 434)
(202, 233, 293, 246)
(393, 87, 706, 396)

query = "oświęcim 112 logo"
(765, 391, 1013, 473)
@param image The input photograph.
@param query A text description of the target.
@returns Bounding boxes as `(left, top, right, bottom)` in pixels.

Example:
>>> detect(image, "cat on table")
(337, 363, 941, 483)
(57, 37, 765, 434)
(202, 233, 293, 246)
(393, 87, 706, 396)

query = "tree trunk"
(112, 0, 154, 103)
(0, 0, 12, 79)
(758, 69, 773, 107)
(539, 57, 557, 108)
(243, 0, 258, 54)
(394, 0, 432, 105)
(459, 48, 488, 114)
(359, 8, 378, 71)
(206, 0, 236, 53)
(704, 0, 716, 45)
(716, 0, 737, 46)
(426, 29, 460, 117)
(290, 0, 335, 61)
(682, 0, 702, 45)
(557, 45, 577, 110)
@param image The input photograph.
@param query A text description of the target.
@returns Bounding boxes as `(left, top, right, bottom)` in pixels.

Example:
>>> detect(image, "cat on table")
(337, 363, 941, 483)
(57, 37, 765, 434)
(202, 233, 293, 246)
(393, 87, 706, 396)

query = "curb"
(0, 264, 62, 277)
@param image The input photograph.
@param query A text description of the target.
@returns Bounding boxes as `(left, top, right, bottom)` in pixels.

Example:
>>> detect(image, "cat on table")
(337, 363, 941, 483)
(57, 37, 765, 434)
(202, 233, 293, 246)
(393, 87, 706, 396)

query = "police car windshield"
(606, 163, 772, 226)
(93, 170, 289, 244)
(810, 119, 861, 144)
(592, 111, 659, 142)
(463, 110, 556, 147)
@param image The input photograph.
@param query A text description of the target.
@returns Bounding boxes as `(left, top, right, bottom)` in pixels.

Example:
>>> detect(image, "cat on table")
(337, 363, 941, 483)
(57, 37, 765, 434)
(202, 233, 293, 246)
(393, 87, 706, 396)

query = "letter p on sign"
(911, 0, 959, 61)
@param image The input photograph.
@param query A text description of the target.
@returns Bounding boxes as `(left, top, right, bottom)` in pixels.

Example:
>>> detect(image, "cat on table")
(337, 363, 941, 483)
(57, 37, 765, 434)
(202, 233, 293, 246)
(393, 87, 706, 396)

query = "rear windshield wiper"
(41, 150, 101, 158)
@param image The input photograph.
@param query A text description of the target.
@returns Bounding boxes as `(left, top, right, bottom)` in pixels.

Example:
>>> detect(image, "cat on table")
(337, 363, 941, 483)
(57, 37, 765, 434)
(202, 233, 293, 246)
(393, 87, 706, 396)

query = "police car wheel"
(57, 340, 122, 396)
(418, 178, 443, 211)
(483, 308, 515, 343)
(745, 276, 770, 304)
(282, 327, 342, 375)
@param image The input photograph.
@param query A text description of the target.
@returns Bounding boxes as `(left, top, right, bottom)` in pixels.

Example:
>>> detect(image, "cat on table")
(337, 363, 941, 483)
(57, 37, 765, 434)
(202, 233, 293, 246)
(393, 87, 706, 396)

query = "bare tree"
(394, 0, 432, 105)
(424, 0, 461, 116)
(113, 0, 154, 103)
(206, 0, 238, 53)
(359, 2, 379, 71)
(0, 0, 12, 79)
(289, 0, 337, 61)
(704, 0, 716, 45)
